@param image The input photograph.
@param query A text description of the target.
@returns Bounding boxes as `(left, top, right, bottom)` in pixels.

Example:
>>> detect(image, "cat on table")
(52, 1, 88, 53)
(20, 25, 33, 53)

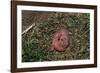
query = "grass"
(22, 11, 90, 62)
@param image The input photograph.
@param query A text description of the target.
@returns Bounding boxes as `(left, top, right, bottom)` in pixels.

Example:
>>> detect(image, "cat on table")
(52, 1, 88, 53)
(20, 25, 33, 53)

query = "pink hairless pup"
(51, 29, 69, 52)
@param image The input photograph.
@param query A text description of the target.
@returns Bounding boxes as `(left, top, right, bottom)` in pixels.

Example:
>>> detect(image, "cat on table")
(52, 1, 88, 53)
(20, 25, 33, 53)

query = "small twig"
(22, 23, 35, 35)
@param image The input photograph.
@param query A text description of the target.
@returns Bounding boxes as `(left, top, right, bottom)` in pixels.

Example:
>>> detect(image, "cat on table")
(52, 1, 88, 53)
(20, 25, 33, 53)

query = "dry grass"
(22, 11, 90, 62)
